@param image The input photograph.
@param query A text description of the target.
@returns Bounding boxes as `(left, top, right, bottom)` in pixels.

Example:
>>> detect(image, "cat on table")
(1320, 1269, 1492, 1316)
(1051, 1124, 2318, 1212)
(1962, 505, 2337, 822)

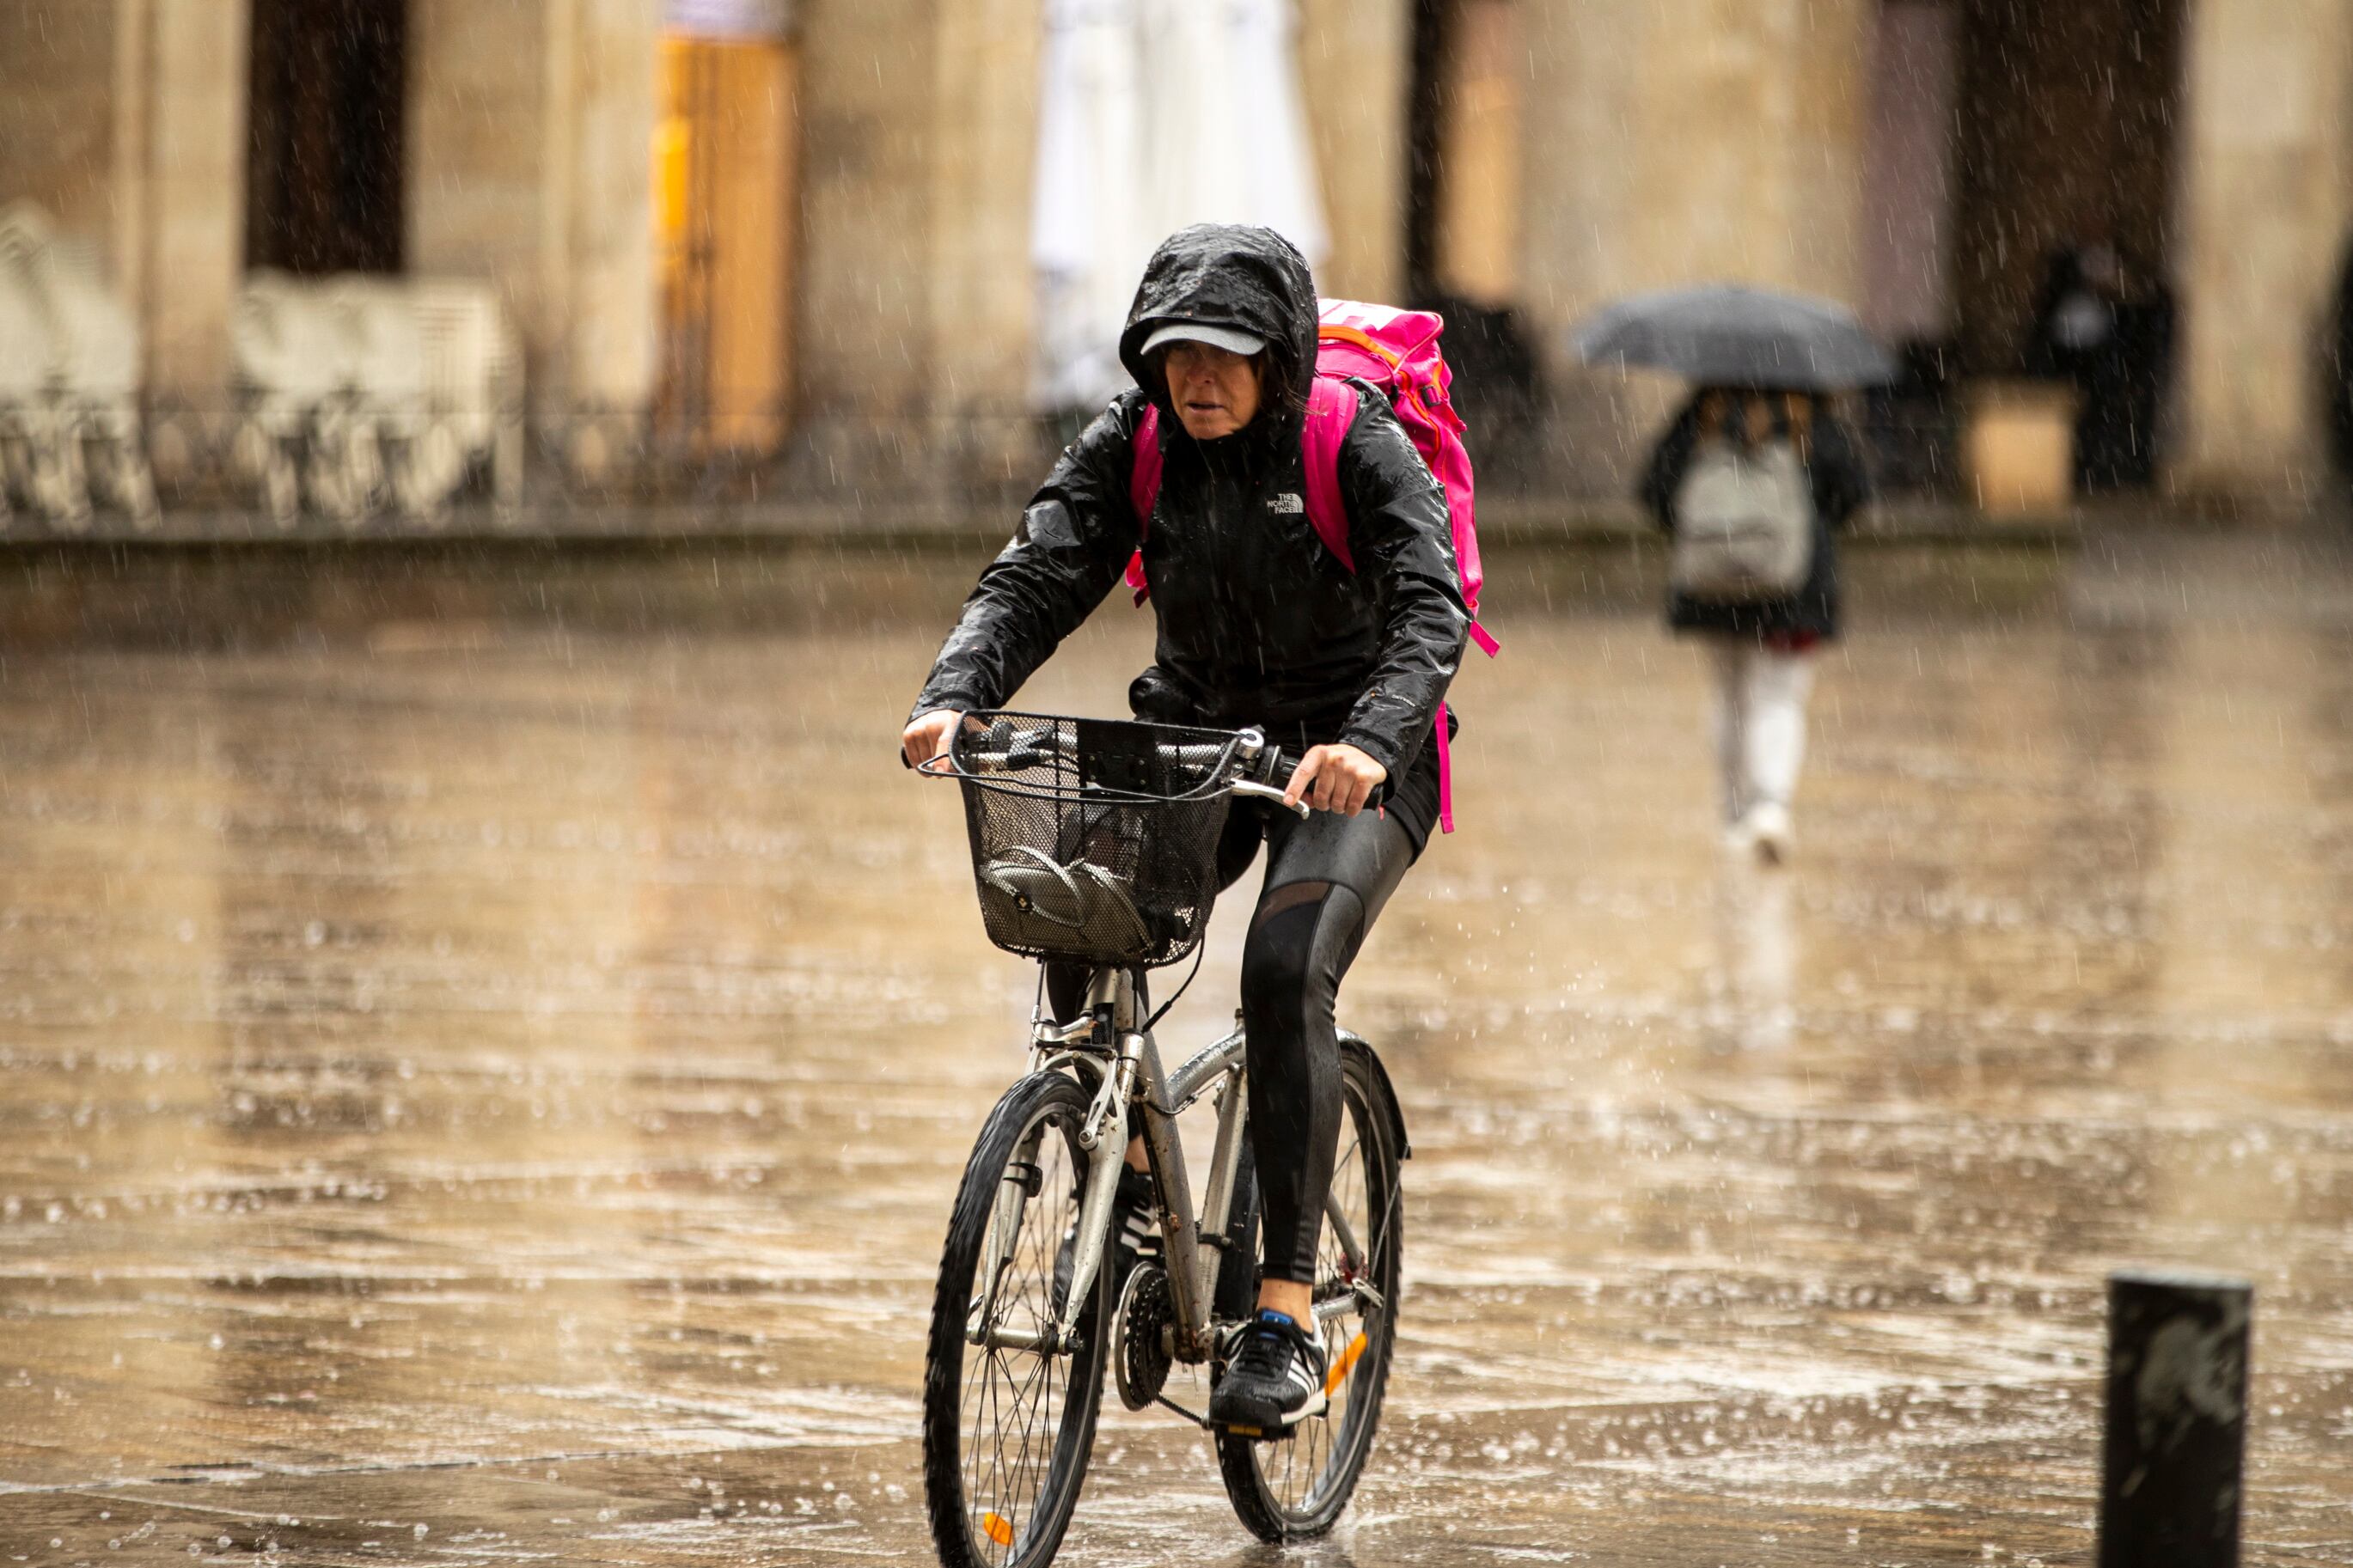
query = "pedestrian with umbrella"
(1573, 285, 1887, 863)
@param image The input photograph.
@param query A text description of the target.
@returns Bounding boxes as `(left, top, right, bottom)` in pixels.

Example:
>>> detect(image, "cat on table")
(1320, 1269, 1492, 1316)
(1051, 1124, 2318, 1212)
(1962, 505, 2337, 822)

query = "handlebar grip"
(1242, 747, 1389, 816)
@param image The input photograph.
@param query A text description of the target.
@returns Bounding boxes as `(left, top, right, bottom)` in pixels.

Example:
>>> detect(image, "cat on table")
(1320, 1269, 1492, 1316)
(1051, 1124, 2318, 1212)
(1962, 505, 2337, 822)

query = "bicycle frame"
(968, 959, 1388, 1373)
(966, 965, 1247, 1365)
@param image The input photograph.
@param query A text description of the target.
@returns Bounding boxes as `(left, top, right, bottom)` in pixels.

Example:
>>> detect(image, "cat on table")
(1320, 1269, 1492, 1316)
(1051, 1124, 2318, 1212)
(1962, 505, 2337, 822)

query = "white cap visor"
(1140, 321, 1267, 358)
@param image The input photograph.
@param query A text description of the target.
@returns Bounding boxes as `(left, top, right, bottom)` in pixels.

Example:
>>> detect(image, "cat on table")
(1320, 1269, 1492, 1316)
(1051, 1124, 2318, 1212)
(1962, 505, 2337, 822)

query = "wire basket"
(932, 711, 1244, 967)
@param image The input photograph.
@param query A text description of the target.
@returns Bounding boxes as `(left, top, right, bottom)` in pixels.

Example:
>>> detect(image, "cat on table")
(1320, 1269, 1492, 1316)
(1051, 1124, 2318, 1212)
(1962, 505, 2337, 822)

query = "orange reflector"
(1323, 1330, 1371, 1396)
(981, 1510, 1015, 1547)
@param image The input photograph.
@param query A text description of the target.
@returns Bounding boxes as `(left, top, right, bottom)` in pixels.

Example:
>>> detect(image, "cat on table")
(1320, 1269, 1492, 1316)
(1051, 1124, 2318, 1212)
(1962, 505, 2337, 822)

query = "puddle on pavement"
(2, 530, 2350, 1563)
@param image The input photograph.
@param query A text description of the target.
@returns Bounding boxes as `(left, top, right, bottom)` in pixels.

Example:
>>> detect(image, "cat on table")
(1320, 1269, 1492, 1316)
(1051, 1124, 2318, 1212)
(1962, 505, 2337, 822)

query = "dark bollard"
(2099, 1270, 2252, 1568)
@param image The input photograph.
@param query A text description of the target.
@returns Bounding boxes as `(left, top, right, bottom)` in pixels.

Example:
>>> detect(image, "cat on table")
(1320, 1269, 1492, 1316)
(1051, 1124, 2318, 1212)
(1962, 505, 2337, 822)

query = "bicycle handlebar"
(914, 717, 1384, 817)
(1232, 732, 1390, 817)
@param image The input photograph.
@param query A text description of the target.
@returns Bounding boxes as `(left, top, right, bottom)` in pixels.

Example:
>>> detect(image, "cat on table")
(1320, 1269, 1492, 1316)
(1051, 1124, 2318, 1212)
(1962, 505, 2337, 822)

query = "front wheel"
(923, 1071, 1112, 1568)
(1213, 1037, 1405, 1541)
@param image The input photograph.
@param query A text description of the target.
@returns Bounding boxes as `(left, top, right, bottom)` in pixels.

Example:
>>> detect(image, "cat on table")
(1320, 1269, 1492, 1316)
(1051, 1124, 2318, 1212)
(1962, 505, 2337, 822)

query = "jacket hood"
(1118, 224, 1319, 422)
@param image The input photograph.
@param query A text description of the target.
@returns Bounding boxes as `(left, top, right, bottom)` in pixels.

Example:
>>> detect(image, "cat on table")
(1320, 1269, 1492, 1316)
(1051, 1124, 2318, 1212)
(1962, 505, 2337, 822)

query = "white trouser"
(1704, 638, 1816, 824)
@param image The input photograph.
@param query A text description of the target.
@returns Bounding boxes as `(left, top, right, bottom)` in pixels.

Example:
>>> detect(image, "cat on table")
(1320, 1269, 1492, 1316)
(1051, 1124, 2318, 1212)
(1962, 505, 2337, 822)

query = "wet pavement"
(3, 526, 2351, 1565)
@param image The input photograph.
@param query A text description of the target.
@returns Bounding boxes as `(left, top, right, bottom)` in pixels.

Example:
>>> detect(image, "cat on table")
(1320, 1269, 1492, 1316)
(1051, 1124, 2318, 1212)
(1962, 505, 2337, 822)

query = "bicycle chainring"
(1115, 1262, 1174, 1412)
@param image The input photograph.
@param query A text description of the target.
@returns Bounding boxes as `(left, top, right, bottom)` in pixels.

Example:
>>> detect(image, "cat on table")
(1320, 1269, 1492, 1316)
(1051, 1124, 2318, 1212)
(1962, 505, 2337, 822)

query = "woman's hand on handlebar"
(1284, 743, 1387, 816)
(901, 708, 962, 769)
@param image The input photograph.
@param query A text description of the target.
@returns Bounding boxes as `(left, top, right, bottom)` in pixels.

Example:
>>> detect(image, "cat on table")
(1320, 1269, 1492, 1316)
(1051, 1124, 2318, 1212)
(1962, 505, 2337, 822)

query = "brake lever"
(1230, 779, 1311, 818)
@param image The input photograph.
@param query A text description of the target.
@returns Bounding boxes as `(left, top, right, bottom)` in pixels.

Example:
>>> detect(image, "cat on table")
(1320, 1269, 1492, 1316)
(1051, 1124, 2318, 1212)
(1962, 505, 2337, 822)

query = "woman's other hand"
(901, 709, 963, 769)
(1284, 743, 1387, 816)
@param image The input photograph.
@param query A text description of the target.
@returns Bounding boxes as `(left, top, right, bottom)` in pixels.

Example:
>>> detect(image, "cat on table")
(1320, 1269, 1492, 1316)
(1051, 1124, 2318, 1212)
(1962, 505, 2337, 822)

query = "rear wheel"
(1212, 1040, 1404, 1541)
(923, 1072, 1112, 1568)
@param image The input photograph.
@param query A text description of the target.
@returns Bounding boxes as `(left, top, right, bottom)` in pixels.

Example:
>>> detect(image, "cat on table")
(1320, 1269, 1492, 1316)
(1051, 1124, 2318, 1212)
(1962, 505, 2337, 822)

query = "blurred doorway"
(652, 9, 799, 454)
(1948, 0, 2186, 378)
(1409, 0, 1523, 308)
(1860, 0, 2186, 492)
(1405, 0, 1538, 468)
(1862, 0, 2186, 373)
(246, 0, 406, 273)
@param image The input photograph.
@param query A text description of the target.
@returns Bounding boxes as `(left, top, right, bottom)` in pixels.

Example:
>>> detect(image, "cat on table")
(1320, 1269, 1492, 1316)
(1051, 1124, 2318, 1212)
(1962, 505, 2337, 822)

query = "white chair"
(0, 229, 53, 523)
(344, 278, 523, 517)
(233, 273, 523, 526)
(233, 271, 362, 526)
(0, 204, 156, 530)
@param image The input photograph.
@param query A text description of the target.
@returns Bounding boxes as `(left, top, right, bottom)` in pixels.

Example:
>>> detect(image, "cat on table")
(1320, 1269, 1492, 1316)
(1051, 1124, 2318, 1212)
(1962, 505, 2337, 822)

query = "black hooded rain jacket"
(911, 224, 1470, 844)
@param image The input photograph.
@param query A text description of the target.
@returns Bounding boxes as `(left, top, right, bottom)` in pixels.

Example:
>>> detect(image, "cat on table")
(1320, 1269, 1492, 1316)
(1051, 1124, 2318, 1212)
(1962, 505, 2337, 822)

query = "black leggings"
(1050, 798, 1417, 1284)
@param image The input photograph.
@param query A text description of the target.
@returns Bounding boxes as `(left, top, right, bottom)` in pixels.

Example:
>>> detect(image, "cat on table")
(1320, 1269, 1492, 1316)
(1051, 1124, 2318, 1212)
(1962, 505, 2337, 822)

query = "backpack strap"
(1128, 403, 1164, 527)
(1124, 404, 1164, 605)
(1434, 703, 1456, 835)
(1300, 375, 1479, 833)
(1299, 376, 1360, 570)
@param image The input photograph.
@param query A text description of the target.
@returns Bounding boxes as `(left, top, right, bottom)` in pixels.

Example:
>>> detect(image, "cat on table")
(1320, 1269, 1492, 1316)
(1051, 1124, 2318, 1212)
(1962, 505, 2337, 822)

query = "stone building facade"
(1, 0, 2350, 514)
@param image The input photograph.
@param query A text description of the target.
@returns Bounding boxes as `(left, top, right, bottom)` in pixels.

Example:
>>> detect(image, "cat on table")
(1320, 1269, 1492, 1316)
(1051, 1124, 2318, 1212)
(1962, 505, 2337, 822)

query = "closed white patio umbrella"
(1030, 0, 1327, 413)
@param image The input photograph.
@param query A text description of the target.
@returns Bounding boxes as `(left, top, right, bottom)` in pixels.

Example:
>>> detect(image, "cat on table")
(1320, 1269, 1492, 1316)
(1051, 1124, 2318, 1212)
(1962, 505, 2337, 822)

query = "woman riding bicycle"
(902, 223, 1466, 1431)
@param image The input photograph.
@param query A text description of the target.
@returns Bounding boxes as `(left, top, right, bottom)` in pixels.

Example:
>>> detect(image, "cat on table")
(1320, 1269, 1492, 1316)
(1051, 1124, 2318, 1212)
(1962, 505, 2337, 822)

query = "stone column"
(793, 0, 950, 482)
(138, 0, 249, 397)
(1516, 0, 1874, 491)
(408, 0, 658, 413)
(1297, 0, 1409, 302)
(567, 0, 661, 409)
(0, 3, 125, 261)
(795, 0, 1049, 497)
(0, 0, 247, 401)
(2172, 0, 2353, 496)
(926, 0, 1048, 485)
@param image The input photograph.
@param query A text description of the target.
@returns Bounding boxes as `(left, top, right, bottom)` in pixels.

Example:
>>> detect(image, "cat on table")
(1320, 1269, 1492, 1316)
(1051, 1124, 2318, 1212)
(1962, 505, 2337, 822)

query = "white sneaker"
(1741, 802, 1793, 866)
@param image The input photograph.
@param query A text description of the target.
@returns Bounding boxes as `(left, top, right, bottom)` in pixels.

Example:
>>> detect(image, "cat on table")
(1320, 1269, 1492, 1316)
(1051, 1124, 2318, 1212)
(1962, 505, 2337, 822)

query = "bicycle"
(913, 711, 1408, 1568)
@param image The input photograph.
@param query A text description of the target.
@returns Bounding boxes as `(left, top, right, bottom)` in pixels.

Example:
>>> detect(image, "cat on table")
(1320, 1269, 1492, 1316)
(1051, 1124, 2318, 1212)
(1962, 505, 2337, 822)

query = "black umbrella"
(1570, 284, 1898, 389)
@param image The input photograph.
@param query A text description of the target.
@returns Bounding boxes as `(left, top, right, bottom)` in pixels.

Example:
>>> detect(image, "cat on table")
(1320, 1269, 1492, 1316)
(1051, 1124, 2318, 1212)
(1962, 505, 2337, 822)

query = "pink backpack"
(1124, 299, 1499, 833)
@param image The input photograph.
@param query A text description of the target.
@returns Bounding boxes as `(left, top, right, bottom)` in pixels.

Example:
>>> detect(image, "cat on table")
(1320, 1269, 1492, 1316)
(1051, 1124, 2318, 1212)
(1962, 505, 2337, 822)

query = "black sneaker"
(1053, 1165, 1159, 1314)
(1209, 1310, 1329, 1432)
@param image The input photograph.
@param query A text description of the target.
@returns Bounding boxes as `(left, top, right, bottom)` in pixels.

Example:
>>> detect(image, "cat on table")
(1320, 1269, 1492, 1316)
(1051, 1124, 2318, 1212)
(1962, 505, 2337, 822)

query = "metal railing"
(0, 395, 1072, 540)
(0, 389, 1975, 542)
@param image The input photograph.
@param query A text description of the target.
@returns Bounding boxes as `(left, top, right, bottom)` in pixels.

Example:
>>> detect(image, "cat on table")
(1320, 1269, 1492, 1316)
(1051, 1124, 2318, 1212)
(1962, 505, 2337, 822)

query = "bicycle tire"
(1211, 1038, 1405, 1541)
(923, 1071, 1114, 1568)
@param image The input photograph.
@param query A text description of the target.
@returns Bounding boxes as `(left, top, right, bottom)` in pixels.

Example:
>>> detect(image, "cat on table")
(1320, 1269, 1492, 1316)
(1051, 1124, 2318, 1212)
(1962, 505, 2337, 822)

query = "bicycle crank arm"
(1151, 1394, 1214, 1430)
(1311, 1278, 1384, 1327)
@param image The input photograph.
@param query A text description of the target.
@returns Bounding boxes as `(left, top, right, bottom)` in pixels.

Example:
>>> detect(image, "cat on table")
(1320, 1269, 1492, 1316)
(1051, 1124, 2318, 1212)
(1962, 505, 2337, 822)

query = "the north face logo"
(1269, 493, 1305, 515)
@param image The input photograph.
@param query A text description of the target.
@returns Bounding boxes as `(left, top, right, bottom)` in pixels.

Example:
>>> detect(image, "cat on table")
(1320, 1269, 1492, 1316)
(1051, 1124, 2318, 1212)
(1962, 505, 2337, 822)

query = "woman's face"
(1162, 343, 1263, 440)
